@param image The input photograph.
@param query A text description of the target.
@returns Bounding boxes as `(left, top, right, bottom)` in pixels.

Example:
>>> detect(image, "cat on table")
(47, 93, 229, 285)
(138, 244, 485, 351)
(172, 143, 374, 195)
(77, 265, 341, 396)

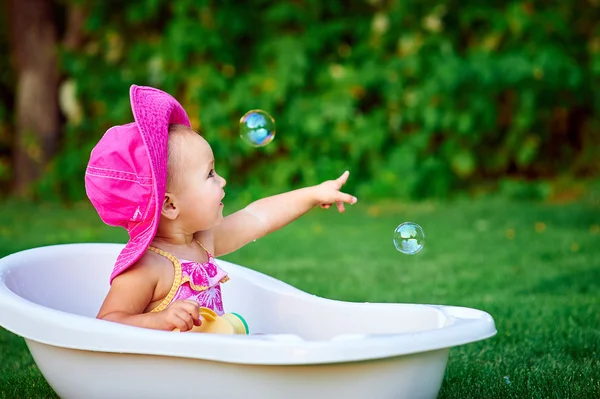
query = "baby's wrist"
(144, 312, 163, 330)
(306, 185, 321, 207)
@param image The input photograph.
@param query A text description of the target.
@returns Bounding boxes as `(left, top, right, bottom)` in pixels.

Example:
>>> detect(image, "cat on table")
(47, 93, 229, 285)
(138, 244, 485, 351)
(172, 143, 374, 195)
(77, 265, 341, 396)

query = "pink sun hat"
(85, 85, 191, 283)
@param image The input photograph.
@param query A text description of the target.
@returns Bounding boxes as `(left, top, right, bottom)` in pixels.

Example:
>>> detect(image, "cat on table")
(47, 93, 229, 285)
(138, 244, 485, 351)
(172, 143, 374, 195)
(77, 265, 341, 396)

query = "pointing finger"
(336, 171, 350, 185)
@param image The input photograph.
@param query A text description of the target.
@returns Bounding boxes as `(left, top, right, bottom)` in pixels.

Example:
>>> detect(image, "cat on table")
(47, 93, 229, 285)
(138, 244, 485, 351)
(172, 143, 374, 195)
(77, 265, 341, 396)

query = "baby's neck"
(153, 216, 198, 246)
(152, 232, 195, 247)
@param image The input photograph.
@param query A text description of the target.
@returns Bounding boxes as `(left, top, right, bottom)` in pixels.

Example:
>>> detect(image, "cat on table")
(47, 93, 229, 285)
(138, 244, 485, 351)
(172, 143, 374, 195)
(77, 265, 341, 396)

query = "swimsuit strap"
(146, 246, 183, 313)
(194, 239, 211, 256)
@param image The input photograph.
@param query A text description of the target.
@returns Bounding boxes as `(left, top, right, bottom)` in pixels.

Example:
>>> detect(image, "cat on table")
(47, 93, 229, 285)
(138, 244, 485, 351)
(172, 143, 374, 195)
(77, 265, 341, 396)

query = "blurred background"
(0, 0, 598, 202)
(1, 1, 600, 397)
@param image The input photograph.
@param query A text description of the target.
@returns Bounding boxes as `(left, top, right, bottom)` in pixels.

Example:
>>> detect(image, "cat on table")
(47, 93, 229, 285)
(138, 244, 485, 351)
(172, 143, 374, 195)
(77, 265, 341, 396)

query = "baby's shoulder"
(128, 249, 174, 279)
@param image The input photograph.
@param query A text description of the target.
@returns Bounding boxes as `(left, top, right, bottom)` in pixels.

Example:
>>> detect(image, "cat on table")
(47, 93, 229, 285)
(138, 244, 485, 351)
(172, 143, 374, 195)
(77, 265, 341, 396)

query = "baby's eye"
(208, 169, 215, 178)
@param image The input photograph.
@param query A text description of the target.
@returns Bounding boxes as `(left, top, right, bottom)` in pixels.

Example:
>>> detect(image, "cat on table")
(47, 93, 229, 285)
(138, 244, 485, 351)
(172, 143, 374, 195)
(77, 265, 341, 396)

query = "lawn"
(0, 190, 599, 398)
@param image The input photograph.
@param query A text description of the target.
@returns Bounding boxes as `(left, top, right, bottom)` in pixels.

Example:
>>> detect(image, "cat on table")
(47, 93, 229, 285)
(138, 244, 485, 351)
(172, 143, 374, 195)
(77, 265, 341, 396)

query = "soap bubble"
(240, 110, 275, 147)
(393, 222, 425, 255)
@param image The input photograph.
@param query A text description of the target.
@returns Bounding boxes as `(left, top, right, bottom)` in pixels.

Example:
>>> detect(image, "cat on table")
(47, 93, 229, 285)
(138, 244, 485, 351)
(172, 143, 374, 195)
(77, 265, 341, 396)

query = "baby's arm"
(97, 262, 200, 331)
(211, 171, 357, 256)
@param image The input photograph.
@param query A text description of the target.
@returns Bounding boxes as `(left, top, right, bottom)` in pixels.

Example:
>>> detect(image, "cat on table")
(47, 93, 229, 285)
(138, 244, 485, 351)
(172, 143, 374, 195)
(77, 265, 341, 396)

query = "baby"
(85, 85, 357, 332)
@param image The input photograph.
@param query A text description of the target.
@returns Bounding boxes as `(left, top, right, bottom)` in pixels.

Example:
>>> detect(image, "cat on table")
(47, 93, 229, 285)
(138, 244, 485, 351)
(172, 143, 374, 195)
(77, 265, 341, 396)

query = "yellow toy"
(173, 307, 248, 335)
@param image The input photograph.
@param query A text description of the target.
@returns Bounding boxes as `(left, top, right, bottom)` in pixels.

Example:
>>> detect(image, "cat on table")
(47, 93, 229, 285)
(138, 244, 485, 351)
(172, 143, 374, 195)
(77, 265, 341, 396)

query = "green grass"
(1, 192, 599, 398)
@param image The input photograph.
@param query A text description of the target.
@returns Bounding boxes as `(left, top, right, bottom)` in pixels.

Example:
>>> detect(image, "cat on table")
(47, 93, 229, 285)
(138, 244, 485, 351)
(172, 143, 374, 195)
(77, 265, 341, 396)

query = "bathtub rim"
(0, 243, 497, 366)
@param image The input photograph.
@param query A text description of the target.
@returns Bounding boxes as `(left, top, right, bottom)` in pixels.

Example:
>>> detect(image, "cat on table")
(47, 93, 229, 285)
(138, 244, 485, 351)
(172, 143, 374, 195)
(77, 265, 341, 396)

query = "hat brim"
(111, 218, 157, 282)
(109, 85, 191, 284)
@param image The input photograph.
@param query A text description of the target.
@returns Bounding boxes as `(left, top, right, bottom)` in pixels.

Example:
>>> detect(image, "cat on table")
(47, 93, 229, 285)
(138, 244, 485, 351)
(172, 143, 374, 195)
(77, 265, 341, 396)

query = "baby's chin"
(212, 211, 225, 227)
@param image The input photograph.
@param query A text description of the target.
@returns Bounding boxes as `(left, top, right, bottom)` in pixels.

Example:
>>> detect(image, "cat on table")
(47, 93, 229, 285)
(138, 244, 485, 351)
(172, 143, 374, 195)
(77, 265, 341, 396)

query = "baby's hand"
(156, 300, 201, 331)
(314, 171, 358, 213)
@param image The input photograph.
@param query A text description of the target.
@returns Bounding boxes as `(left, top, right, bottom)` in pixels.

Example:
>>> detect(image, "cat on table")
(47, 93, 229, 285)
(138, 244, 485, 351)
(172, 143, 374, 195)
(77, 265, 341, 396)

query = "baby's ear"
(161, 193, 179, 220)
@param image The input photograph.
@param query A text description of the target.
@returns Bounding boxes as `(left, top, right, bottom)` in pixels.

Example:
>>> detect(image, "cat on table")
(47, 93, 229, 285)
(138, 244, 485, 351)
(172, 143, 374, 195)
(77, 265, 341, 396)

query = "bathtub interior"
(2, 244, 451, 341)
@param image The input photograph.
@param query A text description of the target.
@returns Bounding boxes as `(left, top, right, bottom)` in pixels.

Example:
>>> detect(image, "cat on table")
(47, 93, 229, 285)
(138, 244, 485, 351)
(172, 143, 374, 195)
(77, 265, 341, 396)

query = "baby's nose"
(220, 176, 227, 188)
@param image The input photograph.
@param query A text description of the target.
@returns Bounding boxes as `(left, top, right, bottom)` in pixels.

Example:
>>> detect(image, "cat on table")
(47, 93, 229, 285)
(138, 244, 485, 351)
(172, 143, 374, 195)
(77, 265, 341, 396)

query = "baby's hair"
(167, 124, 199, 192)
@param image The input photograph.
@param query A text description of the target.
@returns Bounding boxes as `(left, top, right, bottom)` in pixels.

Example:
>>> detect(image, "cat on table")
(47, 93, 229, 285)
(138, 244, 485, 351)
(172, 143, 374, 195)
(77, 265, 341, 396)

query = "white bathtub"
(0, 244, 496, 399)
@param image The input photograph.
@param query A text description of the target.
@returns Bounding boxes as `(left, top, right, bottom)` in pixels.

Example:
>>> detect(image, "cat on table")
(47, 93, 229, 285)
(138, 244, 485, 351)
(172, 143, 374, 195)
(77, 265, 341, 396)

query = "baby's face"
(168, 130, 226, 231)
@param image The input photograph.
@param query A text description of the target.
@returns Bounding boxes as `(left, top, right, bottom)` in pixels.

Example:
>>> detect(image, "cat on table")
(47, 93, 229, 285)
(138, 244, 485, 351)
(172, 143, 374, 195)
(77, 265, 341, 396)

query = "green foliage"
(13, 0, 600, 200)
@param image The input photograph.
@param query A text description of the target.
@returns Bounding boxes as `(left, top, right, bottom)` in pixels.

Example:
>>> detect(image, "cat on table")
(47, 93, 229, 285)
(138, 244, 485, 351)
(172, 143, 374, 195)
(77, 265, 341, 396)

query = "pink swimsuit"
(146, 244, 229, 315)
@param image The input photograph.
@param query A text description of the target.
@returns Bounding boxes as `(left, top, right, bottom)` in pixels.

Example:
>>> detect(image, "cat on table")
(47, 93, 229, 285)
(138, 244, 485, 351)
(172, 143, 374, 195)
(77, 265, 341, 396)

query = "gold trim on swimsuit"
(147, 246, 183, 313)
(194, 239, 209, 253)
(146, 241, 228, 313)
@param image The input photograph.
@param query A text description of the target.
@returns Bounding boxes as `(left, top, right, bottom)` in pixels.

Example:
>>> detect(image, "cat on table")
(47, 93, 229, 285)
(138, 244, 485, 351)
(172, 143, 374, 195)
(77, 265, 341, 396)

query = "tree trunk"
(8, 0, 59, 196)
